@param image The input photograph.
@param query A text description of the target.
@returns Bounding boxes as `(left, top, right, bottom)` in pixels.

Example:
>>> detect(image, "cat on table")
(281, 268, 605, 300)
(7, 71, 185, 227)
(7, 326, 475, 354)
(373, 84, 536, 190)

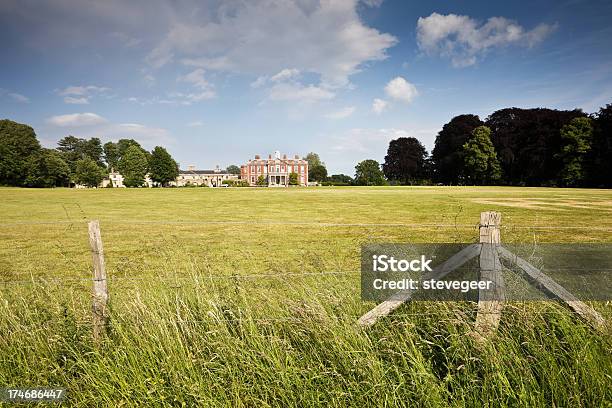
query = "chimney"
(294, 154, 299, 159)
(255, 154, 260, 159)
(283, 154, 287, 159)
(268, 154, 272, 159)
(274, 150, 281, 159)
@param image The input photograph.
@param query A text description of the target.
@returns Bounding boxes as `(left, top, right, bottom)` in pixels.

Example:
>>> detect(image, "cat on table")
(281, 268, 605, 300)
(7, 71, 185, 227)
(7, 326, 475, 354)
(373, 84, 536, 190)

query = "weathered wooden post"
(474, 211, 505, 339)
(88, 220, 109, 342)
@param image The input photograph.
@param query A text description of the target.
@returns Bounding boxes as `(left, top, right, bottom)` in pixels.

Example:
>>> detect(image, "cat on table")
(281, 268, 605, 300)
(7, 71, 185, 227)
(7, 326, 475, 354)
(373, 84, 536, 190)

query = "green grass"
(0, 186, 611, 407)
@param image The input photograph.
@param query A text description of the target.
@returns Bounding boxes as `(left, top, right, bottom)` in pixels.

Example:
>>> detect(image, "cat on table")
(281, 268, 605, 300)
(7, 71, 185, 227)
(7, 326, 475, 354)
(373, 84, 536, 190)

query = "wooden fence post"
(474, 211, 505, 340)
(88, 220, 109, 342)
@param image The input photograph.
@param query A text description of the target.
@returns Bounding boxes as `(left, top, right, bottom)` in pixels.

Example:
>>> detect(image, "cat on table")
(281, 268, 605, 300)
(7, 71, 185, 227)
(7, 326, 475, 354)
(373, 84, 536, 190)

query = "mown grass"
(0, 186, 611, 407)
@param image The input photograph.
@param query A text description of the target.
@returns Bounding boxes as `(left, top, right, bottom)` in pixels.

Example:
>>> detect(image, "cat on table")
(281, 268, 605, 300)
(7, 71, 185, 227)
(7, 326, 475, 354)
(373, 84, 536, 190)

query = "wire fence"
(1, 219, 612, 230)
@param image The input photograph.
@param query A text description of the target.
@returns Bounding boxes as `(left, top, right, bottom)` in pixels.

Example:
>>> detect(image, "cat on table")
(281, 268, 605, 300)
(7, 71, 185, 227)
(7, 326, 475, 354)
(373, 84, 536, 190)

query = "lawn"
(0, 186, 611, 406)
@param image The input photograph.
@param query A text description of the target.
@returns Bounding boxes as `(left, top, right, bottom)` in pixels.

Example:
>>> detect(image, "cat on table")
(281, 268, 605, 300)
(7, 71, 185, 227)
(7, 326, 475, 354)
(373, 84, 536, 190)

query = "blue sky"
(1, 0, 611, 174)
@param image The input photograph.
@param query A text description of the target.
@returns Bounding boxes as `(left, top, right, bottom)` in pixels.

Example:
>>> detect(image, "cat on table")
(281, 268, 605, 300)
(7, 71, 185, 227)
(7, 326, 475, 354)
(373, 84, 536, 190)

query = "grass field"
(0, 186, 611, 407)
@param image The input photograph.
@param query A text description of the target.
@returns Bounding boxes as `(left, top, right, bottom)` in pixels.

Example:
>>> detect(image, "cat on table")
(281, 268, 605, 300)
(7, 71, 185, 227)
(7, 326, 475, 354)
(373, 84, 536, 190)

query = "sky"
(1, 0, 611, 175)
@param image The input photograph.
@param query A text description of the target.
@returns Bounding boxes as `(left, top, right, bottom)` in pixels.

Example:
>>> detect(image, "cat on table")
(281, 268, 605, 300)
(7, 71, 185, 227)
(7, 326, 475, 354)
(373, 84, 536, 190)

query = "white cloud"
(268, 82, 334, 103)
(177, 68, 216, 101)
(58, 85, 109, 96)
(8, 93, 30, 103)
(147, 0, 397, 87)
(372, 98, 388, 114)
(416, 12, 557, 67)
(187, 120, 204, 127)
(250, 76, 268, 88)
(324, 106, 356, 119)
(63, 96, 89, 104)
(47, 112, 107, 127)
(270, 68, 300, 82)
(57, 85, 110, 104)
(384, 77, 418, 103)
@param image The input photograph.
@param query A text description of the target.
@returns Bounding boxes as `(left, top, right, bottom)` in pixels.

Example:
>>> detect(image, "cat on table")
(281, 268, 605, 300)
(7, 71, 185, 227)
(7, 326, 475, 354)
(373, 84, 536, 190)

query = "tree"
(74, 157, 105, 187)
(587, 104, 612, 187)
(462, 126, 502, 185)
(354, 160, 386, 186)
(328, 174, 353, 185)
(118, 145, 148, 187)
(0, 119, 41, 186)
(431, 114, 483, 184)
(24, 149, 70, 187)
(149, 146, 179, 186)
(305, 152, 323, 168)
(309, 164, 327, 182)
(103, 141, 119, 170)
(226, 165, 241, 175)
(486, 108, 586, 186)
(57, 136, 104, 176)
(289, 172, 298, 185)
(382, 137, 429, 184)
(557, 117, 593, 187)
(256, 175, 266, 186)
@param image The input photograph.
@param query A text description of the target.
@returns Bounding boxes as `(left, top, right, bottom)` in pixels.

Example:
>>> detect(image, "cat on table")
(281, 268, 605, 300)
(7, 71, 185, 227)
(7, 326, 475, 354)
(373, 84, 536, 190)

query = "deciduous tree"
(354, 160, 386, 186)
(149, 146, 179, 186)
(462, 126, 502, 185)
(24, 149, 70, 187)
(431, 114, 483, 185)
(0, 119, 41, 186)
(557, 117, 593, 187)
(226, 165, 241, 175)
(118, 145, 148, 187)
(74, 157, 105, 187)
(383, 137, 428, 184)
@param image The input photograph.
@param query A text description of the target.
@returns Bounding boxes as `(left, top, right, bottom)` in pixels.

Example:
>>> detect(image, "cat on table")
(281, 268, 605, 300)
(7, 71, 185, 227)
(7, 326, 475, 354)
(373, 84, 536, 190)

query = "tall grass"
(1, 273, 610, 407)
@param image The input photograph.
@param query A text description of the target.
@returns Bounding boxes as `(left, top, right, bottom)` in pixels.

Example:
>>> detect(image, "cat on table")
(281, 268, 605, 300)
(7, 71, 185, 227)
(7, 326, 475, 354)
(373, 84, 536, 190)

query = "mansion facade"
(172, 165, 238, 187)
(241, 151, 308, 186)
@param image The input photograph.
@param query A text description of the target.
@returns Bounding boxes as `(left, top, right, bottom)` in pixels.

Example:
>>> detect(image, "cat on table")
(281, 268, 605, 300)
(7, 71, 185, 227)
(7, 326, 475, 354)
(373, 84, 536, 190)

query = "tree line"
(0, 119, 180, 187)
(310, 104, 611, 187)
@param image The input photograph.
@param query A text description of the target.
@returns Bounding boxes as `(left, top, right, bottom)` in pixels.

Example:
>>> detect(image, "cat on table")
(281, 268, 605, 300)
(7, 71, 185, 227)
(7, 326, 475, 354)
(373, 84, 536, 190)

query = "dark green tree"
(431, 114, 483, 185)
(226, 165, 241, 175)
(557, 117, 593, 187)
(24, 149, 70, 187)
(256, 175, 266, 186)
(354, 160, 386, 186)
(486, 107, 586, 186)
(0, 119, 41, 186)
(587, 104, 612, 187)
(382, 137, 428, 185)
(74, 157, 105, 187)
(103, 141, 119, 170)
(289, 172, 298, 185)
(328, 174, 353, 185)
(57, 136, 104, 176)
(309, 164, 327, 182)
(118, 145, 149, 187)
(149, 146, 179, 186)
(462, 126, 502, 185)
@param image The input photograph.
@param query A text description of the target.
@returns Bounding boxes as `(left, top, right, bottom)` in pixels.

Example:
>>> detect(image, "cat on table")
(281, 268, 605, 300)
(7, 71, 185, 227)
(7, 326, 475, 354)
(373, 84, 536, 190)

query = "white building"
(171, 165, 239, 187)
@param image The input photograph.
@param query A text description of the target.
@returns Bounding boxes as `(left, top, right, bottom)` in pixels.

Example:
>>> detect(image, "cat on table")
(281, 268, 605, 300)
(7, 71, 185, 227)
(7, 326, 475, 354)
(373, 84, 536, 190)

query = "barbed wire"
(3, 309, 604, 329)
(1, 219, 611, 230)
(2, 267, 610, 285)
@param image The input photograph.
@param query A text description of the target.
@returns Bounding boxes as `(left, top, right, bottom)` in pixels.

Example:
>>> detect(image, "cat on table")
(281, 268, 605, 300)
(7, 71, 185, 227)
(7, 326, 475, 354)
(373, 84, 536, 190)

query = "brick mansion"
(97, 151, 308, 188)
(241, 151, 309, 186)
